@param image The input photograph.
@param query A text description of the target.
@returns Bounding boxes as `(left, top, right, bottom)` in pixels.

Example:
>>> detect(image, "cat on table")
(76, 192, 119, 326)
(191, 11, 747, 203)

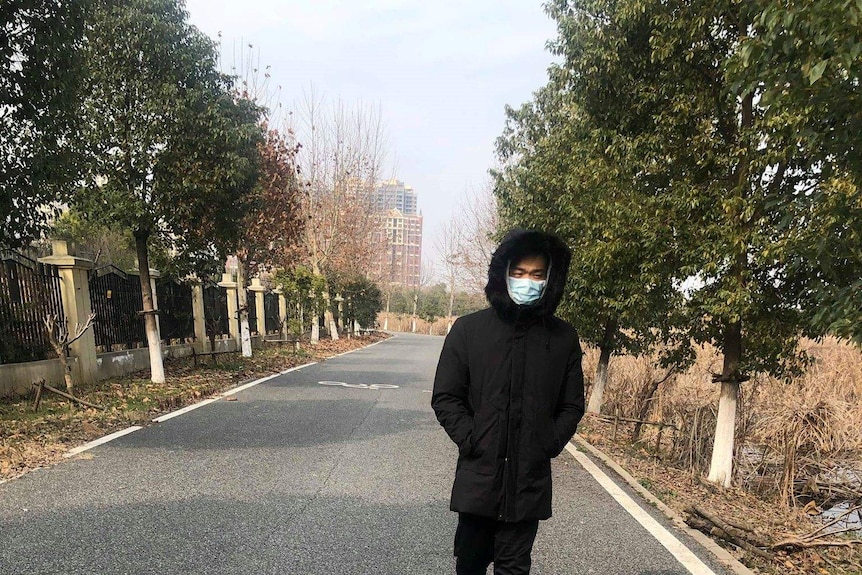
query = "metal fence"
(88, 266, 146, 352)
(0, 251, 65, 364)
(247, 291, 258, 334)
(203, 283, 229, 338)
(156, 278, 194, 342)
(264, 292, 280, 334)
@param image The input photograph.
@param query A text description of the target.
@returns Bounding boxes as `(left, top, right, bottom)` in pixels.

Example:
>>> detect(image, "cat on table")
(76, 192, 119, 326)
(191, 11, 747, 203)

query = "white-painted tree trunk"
(383, 315, 389, 330)
(239, 318, 252, 357)
(236, 262, 252, 358)
(311, 320, 319, 344)
(707, 381, 739, 487)
(329, 319, 339, 341)
(586, 349, 610, 414)
(135, 232, 165, 384)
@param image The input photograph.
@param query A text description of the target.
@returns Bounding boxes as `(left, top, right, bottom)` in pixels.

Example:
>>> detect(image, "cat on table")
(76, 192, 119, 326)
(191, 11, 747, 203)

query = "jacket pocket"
(461, 409, 500, 475)
(534, 417, 557, 459)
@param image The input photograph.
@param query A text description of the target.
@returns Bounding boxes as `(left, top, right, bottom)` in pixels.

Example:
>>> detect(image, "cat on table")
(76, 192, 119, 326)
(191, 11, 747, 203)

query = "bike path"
(0, 333, 735, 574)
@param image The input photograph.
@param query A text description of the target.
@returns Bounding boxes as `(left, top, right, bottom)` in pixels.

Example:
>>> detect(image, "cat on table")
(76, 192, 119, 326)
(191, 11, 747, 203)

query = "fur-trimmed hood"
(484, 228, 571, 324)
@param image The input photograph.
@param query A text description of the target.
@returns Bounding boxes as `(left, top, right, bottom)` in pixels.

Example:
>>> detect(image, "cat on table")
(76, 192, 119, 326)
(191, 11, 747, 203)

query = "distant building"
(371, 180, 423, 289)
(370, 179, 419, 215)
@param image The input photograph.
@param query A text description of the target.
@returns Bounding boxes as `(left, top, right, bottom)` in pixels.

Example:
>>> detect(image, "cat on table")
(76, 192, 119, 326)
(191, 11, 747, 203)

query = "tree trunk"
(311, 309, 320, 344)
(411, 293, 418, 333)
(446, 275, 455, 334)
(633, 370, 675, 441)
(384, 291, 391, 330)
(298, 302, 304, 336)
(708, 320, 742, 487)
(59, 347, 75, 395)
(134, 230, 165, 384)
(587, 318, 617, 414)
(236, 260, 252, 358)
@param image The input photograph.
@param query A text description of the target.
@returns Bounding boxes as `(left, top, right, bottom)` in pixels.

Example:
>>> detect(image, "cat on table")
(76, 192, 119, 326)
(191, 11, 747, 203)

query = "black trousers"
(453, 512, 540, 575)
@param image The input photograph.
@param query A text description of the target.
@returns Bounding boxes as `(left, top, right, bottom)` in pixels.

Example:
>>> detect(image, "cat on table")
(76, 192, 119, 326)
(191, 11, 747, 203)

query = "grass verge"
(578, 416, 862, 575)
(0, 332, 389, 482)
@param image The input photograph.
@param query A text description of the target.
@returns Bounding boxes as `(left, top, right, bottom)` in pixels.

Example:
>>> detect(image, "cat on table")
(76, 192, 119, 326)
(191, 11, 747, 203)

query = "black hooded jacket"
(431, 229, 586, 522)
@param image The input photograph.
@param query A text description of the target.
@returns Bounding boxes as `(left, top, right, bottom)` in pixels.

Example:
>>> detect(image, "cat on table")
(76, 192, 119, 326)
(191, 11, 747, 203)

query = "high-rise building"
(370, 179, 419, 215)
(370, 180, 423, 289)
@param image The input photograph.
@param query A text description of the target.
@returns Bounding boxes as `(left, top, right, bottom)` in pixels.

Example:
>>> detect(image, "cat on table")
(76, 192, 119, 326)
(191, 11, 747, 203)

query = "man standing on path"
(432, 229, 586, 575)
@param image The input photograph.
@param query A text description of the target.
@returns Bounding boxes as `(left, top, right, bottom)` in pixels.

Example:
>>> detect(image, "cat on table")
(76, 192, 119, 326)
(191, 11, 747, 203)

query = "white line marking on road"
(564, 443, 717, 575)
(221, 373, 281, 396)
(153, 398, 219, 422)
(422, 390, 432, 393)
(64, 426, 143, 457)
(332, 335, 395, 357)
(280, 361, 318, 374)
(154, 361, 319, 422)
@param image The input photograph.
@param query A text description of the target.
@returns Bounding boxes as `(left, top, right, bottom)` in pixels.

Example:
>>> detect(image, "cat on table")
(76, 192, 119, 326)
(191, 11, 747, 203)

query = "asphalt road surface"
(0, 333, 736, 575)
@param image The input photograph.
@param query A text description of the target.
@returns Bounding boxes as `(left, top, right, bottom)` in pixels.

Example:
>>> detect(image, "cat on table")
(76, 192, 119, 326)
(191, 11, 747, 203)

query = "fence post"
(248, 277, 266, 336)
(38, 240, 97, 384)
(275, 285, 287, 336)
(190, 279, 207, 352)
(218, 273, 239, 347)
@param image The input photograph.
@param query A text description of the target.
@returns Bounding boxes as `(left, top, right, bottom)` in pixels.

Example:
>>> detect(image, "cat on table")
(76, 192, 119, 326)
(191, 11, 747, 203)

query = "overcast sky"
(184, 0, 558, 273)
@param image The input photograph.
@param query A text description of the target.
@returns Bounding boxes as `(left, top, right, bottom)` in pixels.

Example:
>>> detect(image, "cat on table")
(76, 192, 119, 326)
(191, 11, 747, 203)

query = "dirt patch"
(578, 416, 862, 574)
(0, 332, 390, 483)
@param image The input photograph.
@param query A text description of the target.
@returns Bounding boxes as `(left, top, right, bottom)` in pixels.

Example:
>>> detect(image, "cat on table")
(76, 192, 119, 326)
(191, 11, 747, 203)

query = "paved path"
(0, 333, 735, 574)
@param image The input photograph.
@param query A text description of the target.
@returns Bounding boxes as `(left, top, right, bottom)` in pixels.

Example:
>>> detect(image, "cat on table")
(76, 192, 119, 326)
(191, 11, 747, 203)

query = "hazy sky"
(184, 0, 558, 271)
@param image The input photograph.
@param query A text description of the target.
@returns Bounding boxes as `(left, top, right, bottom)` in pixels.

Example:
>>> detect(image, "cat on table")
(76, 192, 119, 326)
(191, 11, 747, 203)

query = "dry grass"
(587, 338, 862, 506)
(581, 338, 862, 574)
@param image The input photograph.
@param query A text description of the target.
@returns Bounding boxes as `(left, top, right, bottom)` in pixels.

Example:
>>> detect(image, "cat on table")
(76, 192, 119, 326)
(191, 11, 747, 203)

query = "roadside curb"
(570, 434, 757, 575)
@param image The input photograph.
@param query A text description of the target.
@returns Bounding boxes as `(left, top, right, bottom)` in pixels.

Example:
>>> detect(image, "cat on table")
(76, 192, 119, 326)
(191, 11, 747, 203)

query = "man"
(431, 228, 585, 575)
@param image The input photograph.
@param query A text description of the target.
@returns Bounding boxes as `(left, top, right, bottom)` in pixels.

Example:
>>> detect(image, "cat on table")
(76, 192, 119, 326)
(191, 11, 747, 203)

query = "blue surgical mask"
(507, 276, 546, 305)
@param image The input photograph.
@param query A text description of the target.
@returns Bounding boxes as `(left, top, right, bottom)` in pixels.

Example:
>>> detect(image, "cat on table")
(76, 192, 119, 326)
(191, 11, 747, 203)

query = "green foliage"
(494, 70, 692, 369)
(418, 283, 448, 323)
(74, 0, 264, 275)
(526, 0, 862, 380)
(1, 1, 87, 247)
(342, 276, 383, 329)
(384, 284, 482, 320)
(274, 265, 327, 333)
(51, 209, 137, 270)
(452, 291, 488, 316)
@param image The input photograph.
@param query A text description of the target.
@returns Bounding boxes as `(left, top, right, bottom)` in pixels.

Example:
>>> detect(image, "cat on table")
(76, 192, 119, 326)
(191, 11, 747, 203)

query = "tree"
(342, 276, 383, 333)
(436, 217, 463, 333)
(545, 0, 860, 486)
(232, 123, 304, 356)
(455, 183, 499, 294)
(410, 264, 435, 333)
(494, 79, 690, 417)
(51, 209, 137, 271)
(288, 93, 389, 304)
(76, 0, 264, 382)
(274, 265, 326, 336)
(1, 1, 87, 247)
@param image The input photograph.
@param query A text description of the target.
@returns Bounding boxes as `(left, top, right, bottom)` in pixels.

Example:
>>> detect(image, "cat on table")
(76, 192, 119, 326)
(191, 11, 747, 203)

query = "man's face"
(509, 254, 548, 281)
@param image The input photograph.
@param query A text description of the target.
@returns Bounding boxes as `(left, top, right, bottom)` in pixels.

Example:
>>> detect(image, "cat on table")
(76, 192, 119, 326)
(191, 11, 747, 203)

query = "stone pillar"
(38, 240, 97, 384)
(190, 279, 207, 352)
(248, 277, 266, 336)
(275, 286, 287, 337)
(218, 273, 239, 346)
